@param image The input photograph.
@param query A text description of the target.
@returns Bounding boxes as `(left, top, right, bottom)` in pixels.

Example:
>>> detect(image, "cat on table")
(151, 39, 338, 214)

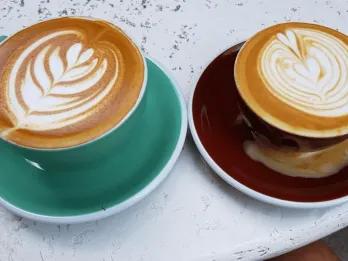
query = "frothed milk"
(0, 17, 145, 149)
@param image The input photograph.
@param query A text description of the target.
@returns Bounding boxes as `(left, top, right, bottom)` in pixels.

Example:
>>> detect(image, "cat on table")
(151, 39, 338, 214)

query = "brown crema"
(0, 17, 145, 149)
(234, 22, 348, 138)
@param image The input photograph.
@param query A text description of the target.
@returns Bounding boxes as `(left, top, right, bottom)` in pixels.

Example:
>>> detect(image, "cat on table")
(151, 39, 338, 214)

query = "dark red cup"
(234, 43, 348, 153)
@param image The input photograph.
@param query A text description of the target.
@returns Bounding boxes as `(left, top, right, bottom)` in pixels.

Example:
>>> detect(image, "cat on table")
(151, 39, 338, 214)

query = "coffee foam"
(235, 23, 348, 137)
(0, 17, 145, 149)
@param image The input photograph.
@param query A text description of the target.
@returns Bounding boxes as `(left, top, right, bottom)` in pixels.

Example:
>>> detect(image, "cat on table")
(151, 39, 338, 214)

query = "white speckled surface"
(1, 0, 348, 260)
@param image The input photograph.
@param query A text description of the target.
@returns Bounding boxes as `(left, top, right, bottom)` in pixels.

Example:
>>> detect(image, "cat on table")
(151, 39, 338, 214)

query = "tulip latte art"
(260, 29, 348, 118)
(235, 23, 348, 137)
(0, 18, 145, 148)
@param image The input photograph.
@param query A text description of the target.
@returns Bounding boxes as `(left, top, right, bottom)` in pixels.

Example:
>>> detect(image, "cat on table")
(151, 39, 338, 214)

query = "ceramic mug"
(234, 22, 348, 152)
(0, 18, 148, 171)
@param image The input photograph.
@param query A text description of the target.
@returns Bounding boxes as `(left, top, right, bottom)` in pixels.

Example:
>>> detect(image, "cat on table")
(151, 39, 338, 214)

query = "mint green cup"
(0, 35, 148, 172)
(0, 32, 186, 223)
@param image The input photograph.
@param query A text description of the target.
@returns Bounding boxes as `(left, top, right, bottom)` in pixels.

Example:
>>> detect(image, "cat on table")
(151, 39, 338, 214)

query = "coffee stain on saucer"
(244, 140, 348, 178)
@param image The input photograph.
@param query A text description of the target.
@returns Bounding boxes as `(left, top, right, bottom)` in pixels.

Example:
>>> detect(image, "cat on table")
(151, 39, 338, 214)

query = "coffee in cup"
(234, 22, 348, 178)
(0, 17, 145, 149)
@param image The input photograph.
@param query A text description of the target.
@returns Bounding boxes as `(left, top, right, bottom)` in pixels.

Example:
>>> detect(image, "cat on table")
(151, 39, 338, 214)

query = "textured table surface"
(1, 0, 348, 260)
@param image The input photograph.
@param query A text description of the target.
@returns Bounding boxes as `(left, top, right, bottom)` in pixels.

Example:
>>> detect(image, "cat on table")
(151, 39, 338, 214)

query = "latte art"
(5, 31, 118, 133)
(0, 17, 145, 148)
(260, 29, 348, 117)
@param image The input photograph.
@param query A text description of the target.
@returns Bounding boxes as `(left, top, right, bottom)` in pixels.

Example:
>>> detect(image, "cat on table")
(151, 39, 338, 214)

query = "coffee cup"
(234, 22, 348, 177)
(0, 17, 147, 170)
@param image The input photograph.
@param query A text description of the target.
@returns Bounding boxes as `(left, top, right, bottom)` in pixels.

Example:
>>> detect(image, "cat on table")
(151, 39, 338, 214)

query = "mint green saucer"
(0, 49, 187, 223)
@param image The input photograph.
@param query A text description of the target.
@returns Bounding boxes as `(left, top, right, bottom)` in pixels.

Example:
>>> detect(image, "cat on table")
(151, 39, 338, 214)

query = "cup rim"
(233, 21, 348, 139)
(189, 40, 348, 209)
(0, 16, 148, 151)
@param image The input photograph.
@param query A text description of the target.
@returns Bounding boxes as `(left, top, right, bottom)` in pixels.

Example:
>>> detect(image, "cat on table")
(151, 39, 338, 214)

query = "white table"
(1, 0, 348, 260)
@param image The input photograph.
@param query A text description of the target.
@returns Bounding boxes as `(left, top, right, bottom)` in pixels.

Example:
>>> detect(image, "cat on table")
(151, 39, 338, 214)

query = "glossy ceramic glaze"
(0, 58, 186, 222)
(191, 43, 348, 205)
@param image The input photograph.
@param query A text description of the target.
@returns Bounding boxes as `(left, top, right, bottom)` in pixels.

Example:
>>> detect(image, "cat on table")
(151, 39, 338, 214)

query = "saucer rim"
(188, 41, 348, 209)
(0, 57, 188, 223)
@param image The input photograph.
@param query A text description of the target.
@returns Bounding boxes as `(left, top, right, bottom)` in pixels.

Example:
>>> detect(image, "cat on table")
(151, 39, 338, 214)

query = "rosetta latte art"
(3, 30, 118, 135)
(259, 28, 348, 117)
